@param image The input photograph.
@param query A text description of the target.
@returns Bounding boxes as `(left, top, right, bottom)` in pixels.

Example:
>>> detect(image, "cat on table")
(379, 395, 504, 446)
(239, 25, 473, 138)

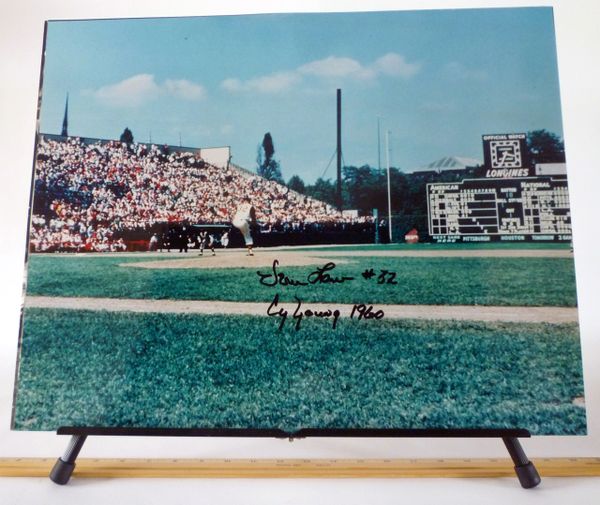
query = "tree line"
(269, 129, 566, 218)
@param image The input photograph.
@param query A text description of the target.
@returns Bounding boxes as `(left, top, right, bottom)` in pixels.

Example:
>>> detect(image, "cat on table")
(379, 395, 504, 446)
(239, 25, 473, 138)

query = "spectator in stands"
(30, 136, 373, 252)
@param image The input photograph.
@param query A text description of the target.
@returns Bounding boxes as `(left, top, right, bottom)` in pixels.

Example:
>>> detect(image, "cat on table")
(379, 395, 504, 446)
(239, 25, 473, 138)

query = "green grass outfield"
(13, 308, 586, 434)
(25, 252, 577, 306)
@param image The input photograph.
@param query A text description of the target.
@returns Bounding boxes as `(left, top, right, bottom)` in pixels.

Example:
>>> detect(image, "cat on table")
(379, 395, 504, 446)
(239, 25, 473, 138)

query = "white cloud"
(221, 52, 419, 94)
(164, 79, 206, 100)
(247, 72, 299, 93)
(221, 72, 298, 93)
(94, 74, 206, 107)
(95, 74, 160, 107)
(298, 56, 374, 80)
(221, 78, 243, 92)
(373, 53, 420, 78)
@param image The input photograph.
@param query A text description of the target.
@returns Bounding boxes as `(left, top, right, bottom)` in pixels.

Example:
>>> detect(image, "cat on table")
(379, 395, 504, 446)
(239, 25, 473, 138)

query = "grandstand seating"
(30, 136, 373, 252)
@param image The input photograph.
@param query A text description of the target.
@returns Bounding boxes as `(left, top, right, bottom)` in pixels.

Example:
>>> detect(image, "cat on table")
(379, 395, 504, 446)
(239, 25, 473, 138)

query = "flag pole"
(386, 130, 393, 243)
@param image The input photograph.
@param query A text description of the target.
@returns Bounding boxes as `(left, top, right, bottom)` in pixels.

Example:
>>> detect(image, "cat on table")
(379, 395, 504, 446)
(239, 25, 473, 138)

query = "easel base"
(48, 428, 540, 488)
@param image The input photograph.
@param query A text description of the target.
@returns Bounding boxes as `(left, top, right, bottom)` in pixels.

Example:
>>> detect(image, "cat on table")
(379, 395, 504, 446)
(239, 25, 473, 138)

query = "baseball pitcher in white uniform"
(233, 197, 256, 256)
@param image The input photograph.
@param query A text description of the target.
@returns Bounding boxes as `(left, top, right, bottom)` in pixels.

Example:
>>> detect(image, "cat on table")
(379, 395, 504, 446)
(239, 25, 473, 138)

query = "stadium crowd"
(30, 136, 372, 252)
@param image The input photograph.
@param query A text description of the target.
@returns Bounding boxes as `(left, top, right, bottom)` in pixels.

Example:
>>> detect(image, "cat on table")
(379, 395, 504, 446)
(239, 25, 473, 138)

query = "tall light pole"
(377, 116, 381, 173)
(336, 89, 342, 211)
(386, 130, 393, 243)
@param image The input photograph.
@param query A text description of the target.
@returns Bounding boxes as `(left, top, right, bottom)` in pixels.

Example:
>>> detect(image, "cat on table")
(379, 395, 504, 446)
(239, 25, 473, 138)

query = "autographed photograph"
(13, 8, 585, 435)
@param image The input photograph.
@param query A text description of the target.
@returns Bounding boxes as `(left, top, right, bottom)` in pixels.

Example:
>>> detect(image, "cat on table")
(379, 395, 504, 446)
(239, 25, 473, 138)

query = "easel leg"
(49, 435, 87, 485)
(502, 437, 541, 488)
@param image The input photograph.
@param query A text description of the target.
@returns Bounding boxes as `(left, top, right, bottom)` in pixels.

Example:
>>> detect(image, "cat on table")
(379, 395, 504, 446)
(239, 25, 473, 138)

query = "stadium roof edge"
(40, 133, 231, 154)
(407, 155, 482, 174)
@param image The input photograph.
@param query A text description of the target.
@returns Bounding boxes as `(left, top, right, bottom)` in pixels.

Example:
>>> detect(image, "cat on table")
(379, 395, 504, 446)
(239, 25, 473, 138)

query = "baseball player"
(233, 197, 256, 256)
(198, 230, 208, 256)
(208, 233, 217, 256)
(221, 230, 230, 248)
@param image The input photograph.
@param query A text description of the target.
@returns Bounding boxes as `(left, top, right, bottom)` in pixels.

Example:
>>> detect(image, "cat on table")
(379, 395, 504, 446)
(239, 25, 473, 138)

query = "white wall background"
(0, 0, 598, 461)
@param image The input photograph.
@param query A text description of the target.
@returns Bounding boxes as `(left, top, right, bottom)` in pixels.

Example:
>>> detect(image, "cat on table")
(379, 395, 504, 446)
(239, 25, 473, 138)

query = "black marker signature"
(258, 260, 308, 287)
(307, 262, 354, 285)
(267, 293, 341, 331)
(257, 260, 354, 287)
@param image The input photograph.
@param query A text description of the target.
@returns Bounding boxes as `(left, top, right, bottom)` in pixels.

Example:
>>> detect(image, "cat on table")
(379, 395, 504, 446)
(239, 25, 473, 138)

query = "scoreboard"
(427, 177, 571, 242)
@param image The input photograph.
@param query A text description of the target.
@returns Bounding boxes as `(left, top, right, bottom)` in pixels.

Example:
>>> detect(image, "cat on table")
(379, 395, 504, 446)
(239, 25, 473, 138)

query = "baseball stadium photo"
(13, 9, 585, 435)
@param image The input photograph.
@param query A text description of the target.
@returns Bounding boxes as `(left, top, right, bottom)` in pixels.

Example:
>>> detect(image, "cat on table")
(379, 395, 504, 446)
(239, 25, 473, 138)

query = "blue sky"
(39, 8, 564, 183)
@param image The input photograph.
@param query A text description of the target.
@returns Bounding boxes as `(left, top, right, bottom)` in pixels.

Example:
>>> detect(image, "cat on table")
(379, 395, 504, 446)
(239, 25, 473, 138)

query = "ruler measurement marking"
(1, 458, 600, 478)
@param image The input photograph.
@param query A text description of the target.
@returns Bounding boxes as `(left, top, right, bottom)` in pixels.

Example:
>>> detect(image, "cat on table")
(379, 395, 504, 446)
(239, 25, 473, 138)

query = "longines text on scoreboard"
(427, 177, 571, 242)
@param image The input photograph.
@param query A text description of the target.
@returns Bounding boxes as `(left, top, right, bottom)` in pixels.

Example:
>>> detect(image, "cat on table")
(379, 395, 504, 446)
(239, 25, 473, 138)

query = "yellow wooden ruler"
(1, 458, 600, 478)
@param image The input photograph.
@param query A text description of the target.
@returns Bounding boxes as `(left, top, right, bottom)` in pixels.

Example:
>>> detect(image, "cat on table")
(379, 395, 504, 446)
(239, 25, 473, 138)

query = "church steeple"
(61, 93, 69, 136)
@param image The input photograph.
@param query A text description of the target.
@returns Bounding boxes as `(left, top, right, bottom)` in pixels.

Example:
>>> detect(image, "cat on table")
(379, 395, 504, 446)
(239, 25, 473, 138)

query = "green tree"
(341, 165, 411, 216)
(343, 165, 384, 213)
(287, 175, 306, 194)
(262, 132, 275, 164)
(527, 129, 565, 166)
(257, 132, 283, 183)
(119, 127, 134, 144)
(306, 178, 337, 207)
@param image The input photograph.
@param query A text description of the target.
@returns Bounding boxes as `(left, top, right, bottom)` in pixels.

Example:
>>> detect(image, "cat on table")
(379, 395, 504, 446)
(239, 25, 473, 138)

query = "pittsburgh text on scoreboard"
(427, 177, 571, 242)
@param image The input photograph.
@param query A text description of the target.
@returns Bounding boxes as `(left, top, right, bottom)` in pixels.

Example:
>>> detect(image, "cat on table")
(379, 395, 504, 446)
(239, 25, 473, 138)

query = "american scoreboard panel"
(427, 177, 572, 243)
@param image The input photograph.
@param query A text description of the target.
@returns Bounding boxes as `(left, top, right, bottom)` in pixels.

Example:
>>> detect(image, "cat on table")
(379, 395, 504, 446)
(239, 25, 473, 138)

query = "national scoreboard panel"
(426, 177, 572, 242)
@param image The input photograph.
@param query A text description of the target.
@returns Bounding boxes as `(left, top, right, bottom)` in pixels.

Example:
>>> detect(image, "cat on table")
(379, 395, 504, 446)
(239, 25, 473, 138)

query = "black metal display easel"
(49, 427, 541, 488)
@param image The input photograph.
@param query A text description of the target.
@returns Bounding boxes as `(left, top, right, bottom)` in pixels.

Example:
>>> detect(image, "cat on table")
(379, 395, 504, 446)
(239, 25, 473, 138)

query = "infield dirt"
(122, 247, 572, 270)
